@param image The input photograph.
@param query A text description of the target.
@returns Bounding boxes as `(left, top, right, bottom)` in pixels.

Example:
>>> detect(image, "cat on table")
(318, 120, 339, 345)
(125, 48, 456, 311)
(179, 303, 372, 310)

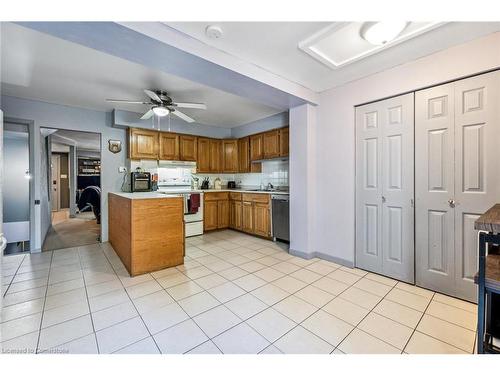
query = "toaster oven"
(130, 172, 151, 192)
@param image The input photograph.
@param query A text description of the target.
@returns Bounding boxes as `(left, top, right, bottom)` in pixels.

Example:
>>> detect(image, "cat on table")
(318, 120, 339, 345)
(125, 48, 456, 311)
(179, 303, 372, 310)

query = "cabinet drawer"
(204, 192, 229, 201)
(229, 192, 242, 201)
(242, 193, 269, 204)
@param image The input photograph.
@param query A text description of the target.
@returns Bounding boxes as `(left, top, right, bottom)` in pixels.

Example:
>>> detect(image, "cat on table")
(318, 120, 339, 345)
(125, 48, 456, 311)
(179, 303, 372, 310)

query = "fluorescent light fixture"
(152, 106, 170, 117)
(361, 22, 408, 45)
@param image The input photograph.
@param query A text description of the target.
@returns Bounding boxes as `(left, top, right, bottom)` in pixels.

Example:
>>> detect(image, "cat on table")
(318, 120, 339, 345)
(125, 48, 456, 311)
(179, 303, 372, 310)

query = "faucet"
(266, 183, 274, 190)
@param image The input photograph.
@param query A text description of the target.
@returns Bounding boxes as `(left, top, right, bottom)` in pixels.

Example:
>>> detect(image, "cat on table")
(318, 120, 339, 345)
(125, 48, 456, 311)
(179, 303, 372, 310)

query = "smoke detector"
(205, 25, 223, 39)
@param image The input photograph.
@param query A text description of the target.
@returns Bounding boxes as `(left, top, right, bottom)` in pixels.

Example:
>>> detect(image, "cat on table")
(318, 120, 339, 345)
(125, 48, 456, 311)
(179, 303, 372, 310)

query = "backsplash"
(129, 159, 289, 189)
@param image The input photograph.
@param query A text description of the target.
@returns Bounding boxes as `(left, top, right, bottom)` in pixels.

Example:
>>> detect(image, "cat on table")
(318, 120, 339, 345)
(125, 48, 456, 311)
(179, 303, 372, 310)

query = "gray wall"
(2, 95, 127, 247)
(231, 112, 289, 138)
(3, 132, 30, 222)
(113, 110, 232, 138)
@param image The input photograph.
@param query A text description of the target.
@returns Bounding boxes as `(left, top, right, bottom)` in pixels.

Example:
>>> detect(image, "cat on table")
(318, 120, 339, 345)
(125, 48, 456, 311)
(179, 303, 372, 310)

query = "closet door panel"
(356, 103, 383, 274)
(454, 71, 500, 302)
(381, 93, 414, 283)
(415, 83, 456, 295)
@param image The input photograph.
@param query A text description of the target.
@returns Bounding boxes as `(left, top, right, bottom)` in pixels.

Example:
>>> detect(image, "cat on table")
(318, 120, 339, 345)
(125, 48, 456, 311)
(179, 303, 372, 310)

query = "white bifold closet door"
(355, 93, 415, 283)
(416, 71, 500, 302)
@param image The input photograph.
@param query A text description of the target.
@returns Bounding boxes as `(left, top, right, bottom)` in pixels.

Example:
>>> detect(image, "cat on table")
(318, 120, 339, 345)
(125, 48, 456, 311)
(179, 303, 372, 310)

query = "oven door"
(184, 193, 203, 222)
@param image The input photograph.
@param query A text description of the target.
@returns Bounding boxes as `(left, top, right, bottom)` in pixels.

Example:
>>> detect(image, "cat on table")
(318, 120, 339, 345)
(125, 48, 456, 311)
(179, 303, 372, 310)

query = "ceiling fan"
(106, 89, 207, 123)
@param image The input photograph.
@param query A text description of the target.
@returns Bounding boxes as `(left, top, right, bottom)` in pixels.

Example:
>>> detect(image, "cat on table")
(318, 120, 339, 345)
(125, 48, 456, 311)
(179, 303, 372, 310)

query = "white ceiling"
(166, 22, 500, 92)
(0, 22, 284, 128)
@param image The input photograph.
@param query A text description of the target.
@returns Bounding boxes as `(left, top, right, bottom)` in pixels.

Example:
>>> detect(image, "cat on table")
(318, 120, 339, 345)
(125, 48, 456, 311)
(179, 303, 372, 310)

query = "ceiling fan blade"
(106, 99, 150, 104)
(172, 110, 195, 123)
(144, 89, 162, 103)
(140, 109, 154, 120)
(172, 102, 207, 110)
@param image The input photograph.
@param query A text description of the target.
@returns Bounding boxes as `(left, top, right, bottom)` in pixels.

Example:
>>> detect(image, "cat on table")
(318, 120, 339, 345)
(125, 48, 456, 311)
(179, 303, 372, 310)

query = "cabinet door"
(223, 140, 238, 173)
(250, 134, 263, 161)
(204, 200, 218, 231)
(229, 200, 236, 229)
(159, 132, 179, 160)
(180, 135, 197, 161)
(217, 199, 229, 229)
(280, 127, 289, 157)
(129, 128, 158, 160)
(242, 201, 254, 233)
(197, 137, 210, 173)
(254, 203, 270, 237)
(238, 137, 250, 172)
(209, 139, 222, 173)
(263, 130, 280, 158)
(234, 201, 242, 230)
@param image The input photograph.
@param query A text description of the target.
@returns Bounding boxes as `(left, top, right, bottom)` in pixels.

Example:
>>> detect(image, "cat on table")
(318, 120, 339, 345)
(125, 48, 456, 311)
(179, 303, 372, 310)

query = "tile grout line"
(34, 251, 54, 354)
(78, 244, 101, 354)
(332, 272, 402, 353)
(100, 244, 163, 354)
(2, 254, 27, 297)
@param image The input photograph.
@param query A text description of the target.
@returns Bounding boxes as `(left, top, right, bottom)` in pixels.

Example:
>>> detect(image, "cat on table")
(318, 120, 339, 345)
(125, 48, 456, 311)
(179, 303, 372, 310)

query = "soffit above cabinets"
(299, 22, 444, 69)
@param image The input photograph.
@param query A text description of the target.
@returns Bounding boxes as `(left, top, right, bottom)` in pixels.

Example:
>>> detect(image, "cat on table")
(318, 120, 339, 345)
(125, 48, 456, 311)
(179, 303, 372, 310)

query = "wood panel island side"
(108, 192, 185, 276)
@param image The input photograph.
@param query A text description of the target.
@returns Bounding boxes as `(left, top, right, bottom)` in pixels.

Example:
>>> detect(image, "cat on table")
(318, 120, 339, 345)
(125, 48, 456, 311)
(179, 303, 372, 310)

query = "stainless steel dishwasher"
(271, 194, 289, 242)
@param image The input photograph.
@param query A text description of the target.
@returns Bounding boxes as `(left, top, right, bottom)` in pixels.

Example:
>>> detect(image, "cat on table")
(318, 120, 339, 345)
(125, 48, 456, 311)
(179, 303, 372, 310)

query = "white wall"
(289, 104, 316, 259)
(314, 32, 500, 265)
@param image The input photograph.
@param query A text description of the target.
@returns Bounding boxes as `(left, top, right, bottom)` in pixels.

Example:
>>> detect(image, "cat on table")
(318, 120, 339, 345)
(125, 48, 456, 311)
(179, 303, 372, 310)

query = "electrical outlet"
(119, 166, 127, 173)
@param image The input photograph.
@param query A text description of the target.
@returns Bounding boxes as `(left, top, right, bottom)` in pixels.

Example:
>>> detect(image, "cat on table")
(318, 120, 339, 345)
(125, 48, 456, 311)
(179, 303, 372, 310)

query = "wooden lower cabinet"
(229, 200, 242, 230)
(205, 192, 271, 238)
(241, 201, 254, 234)
(204, 200, 218, 231)
(254, 202, 271, 237)
(217, 200, 229, 229)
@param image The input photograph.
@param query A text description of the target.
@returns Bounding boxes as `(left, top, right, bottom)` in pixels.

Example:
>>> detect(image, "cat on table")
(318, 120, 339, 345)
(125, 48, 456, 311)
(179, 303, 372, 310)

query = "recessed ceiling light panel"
(299, 22, 444, 70)
(361, 22, 408, 46)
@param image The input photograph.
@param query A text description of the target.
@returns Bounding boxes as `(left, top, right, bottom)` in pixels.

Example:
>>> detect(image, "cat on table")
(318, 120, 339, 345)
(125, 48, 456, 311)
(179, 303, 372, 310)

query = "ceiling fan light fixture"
(361, 21, 407, 46)
(152, 106, 170, 117)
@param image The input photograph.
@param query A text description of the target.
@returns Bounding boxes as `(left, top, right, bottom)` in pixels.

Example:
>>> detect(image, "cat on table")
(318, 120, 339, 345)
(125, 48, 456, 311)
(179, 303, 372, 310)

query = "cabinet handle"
(381, 196, 386, 203)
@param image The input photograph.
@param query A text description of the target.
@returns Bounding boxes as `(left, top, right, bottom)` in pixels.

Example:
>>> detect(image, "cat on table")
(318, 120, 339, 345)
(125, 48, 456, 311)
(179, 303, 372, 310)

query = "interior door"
(381, 94, 415, 282)
(355, 93, 415, 282)
(51, 154, 60, 212)
(453, 71, 500, 301)
(356, 101, 383, 274)
(415, 83, 456, 294)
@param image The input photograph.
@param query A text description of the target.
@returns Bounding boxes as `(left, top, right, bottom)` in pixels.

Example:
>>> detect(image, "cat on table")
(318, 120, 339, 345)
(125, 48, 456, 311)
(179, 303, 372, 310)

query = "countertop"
(111, 189, 289, 199)
(475, 204, 500, 233)
(159, 188, 290, 195)
(109, 192, 182, 200)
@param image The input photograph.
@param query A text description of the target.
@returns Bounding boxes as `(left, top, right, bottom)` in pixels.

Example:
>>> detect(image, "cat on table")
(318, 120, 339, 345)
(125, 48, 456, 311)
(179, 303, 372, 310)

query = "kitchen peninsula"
(108, 192, 185, 276)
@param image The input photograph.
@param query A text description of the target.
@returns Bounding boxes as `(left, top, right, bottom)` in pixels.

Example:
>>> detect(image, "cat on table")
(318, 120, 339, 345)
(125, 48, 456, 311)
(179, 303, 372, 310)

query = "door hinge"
(410, 199, 414, 208)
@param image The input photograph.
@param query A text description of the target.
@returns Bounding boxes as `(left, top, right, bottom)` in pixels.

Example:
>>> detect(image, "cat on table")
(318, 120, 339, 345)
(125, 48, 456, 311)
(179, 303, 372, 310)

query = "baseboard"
(288, 248, 354, 268)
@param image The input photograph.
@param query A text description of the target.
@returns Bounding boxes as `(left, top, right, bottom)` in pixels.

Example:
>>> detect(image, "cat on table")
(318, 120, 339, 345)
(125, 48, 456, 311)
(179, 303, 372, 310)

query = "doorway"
(2, 122, 31, 255)
(41, 128, 101, 251)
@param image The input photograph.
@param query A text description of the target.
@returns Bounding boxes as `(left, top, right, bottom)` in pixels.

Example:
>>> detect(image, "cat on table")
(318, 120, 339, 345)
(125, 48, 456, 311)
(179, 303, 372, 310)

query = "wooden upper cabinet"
(129, 128, 159, 160)
(197, 137, 210, 173)
(280, 127, 289, 157)
(263, 130, 280, 159)
(223, 140, 238, 173)
(250, 134, 263, 161)
(238, 137, 250, 173)
(179, 135, 197, 161)
(159, 132, 179, 160)
(209, 139, 222, 173)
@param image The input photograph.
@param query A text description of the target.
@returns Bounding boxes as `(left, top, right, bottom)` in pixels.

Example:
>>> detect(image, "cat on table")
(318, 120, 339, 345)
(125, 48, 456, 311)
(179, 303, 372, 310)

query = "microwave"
(130, 172, 151, 192)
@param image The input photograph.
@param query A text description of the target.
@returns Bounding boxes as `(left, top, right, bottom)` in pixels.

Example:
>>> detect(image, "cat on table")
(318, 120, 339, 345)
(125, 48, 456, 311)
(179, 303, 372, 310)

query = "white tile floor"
(1, 230, 478, 354)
